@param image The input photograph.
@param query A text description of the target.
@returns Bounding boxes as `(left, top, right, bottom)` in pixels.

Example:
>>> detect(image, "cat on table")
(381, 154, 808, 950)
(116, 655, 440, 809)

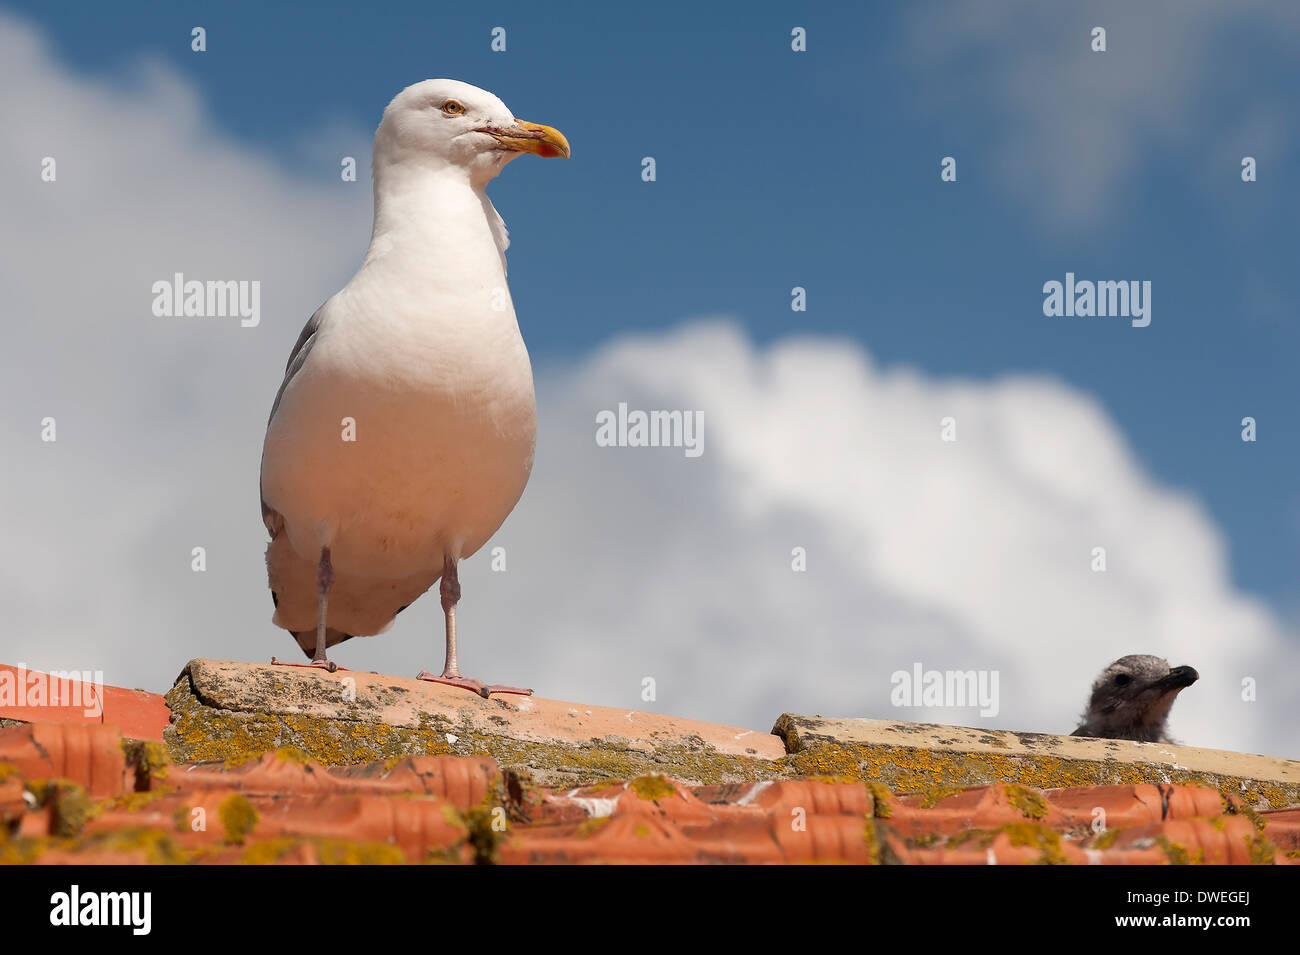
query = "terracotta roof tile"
(2, 664, 1297, 864)
(0, 664, 170, 741)
(0, 722, 128, 798)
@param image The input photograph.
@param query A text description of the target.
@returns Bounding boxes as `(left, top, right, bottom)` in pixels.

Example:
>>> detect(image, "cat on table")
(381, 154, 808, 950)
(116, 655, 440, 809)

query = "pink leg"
(271, 546, 340, 673)
(416, 555, 532, 699)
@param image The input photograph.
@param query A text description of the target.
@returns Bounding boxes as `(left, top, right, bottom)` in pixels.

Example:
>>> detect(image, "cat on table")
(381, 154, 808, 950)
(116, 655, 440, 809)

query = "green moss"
(166, 677, 778, 786)
(1221, 793, 1268, 832)
(918, 785, 963, 809)
(319, 840, 407, 865)
(6, 827, 196, 864)
(861, 815, 882, 864)
(1091, 827, 1122, 850)
(274, 747, 316, 764)
(1005, 784, 1048, 819)
(218, 793, 258, 845)
(865, 782, 893, 818)
(241, 837, 407, 865)
(241, 838, 296, 865)
(946, 823, 1068, 864)
(0, 836, 45, 863)
(629, 775, 676, 802)
(1246, 833, 1276, 865)
(121, 739, 170, 790)
(781, 741, 1300, 809)
(1002, 823, 1069, 865)
(576, 816, 610, 838)
(76, 827, 190, 864)
(28, 779, 96, 837)
(1156, 836, 1203, 865)
(100, 787, 174, 813)
(462, 806, 501, 865)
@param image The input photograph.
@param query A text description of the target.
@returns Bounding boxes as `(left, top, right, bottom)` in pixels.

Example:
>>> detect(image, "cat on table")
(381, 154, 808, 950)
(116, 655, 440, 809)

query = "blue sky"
(17, 0, 1290, 597)
(3, 1, 1297, 751)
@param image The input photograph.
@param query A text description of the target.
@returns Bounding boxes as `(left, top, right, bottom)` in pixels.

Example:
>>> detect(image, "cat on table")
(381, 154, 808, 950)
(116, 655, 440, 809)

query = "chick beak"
(1157, 666, 1200, 691)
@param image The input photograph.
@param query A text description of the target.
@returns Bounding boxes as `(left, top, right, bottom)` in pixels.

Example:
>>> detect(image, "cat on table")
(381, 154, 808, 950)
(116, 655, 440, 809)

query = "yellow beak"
(479, 120, 570, 158)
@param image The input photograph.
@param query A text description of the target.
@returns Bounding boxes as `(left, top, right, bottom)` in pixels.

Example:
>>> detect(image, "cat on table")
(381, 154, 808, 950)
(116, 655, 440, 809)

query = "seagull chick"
(1070, 654, 1199, 743)
(259, 79, 569, 697)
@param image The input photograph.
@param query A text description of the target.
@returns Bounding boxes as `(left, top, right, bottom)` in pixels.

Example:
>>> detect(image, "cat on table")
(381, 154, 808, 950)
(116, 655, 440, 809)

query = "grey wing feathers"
(260, 303, 326, 532)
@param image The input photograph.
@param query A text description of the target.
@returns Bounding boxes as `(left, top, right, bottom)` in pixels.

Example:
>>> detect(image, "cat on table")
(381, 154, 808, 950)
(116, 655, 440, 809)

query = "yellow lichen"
(629, 775, 676, 802)
(1156, 835, 1204, 865)
(1246, 833, 1276, 865)
(918, 785, 963, 809)
(27, 779, 96, 837)
(782, 741, 1299, 810)
(947, 823, 1069, 864)
(865, 781, 894, 818)
(241, 836, 408, 865)
(218, 793, 258, 845)
(861, 815, 882, 864)
(1005, 784, 1048, 819)
(462, 806, 501, 865)
(274, 747, 316, 764)
(121, 739, 170, 789)
(576, 816, 611, 838)
(99, 786, 175, 813)
(1091, 826, 1123, 850)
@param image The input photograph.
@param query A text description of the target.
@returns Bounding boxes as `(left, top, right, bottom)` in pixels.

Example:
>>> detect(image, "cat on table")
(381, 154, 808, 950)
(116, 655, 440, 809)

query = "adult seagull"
(259, 79, 569, 697)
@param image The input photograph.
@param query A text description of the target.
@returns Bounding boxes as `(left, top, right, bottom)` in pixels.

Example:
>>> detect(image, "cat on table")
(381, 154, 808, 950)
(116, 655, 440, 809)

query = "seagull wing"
(260, 303, 326, 534)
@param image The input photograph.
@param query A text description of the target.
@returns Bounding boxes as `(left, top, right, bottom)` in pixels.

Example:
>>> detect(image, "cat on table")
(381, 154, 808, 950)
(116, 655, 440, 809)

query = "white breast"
(260, 176, 537, 579)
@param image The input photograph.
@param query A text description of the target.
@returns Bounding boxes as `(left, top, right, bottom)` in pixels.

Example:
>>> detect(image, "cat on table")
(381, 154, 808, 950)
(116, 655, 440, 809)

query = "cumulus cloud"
(499, 324, 1296, 756)
(903, 0, 1300, 230)
(2, 14, 1294, 758)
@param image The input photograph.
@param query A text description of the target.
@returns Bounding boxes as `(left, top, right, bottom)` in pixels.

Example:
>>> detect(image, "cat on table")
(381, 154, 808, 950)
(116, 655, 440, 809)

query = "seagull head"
(1077, 654, 1199, 742)
(374, 78, 569, 186)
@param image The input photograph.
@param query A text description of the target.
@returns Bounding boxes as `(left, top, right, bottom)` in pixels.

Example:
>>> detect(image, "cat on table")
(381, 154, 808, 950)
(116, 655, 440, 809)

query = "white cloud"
(501, 323, 1296, 756)
(2, 14, 1294, 758)
(903, 0, 1300, 230)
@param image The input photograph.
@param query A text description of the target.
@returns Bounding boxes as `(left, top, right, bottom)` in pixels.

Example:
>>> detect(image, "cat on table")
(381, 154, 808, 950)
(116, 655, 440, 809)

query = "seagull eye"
(442, 100, 466, 116)
(1114, 674, 1131, 686)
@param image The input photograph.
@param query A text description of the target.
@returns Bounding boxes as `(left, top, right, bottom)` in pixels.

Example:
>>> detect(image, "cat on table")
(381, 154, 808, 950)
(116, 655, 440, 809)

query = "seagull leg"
(417, 555, 532, 699)
(270, 546, 340, 673)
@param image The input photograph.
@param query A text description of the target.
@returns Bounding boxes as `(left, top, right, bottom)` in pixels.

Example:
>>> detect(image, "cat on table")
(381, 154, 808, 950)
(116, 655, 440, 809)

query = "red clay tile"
(1103, 816, 1259, 865)
(890, 784, 1067, 839)
(166, 752, 499, 809)
(0, 665, 170, 741)
(330, 755, 499, 808)
(497, 776, 878, 864)
(0, 664, 102, 727)
(98, 684, 171, 741)
(1257, 808, 1300, 853)
(2, 719, 1296, 865)
(0, 722, 126, 798)
(0, 773, 25, 824)
(1044, 783, 1224, 828)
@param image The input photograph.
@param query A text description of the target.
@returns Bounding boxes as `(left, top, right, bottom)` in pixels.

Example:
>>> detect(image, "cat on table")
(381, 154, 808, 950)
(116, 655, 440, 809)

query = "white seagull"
(259, 79, 569, 697)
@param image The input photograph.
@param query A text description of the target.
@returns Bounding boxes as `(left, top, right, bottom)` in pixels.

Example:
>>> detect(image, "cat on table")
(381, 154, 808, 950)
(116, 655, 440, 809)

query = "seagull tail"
(292, 627, 355, 659)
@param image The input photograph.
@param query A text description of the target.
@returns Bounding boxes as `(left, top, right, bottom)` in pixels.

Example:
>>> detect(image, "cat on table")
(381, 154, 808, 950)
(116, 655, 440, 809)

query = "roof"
(1, 659, 1297, 864)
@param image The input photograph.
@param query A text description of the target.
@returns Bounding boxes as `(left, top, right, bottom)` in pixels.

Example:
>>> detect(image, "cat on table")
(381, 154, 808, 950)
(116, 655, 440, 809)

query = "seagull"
(1070, 654, 1199, 743)
(259, 79, 569, 697)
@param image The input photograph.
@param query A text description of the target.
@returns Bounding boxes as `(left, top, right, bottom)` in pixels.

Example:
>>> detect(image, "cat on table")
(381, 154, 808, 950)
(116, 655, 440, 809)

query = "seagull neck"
(366, 165, 498, 266)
